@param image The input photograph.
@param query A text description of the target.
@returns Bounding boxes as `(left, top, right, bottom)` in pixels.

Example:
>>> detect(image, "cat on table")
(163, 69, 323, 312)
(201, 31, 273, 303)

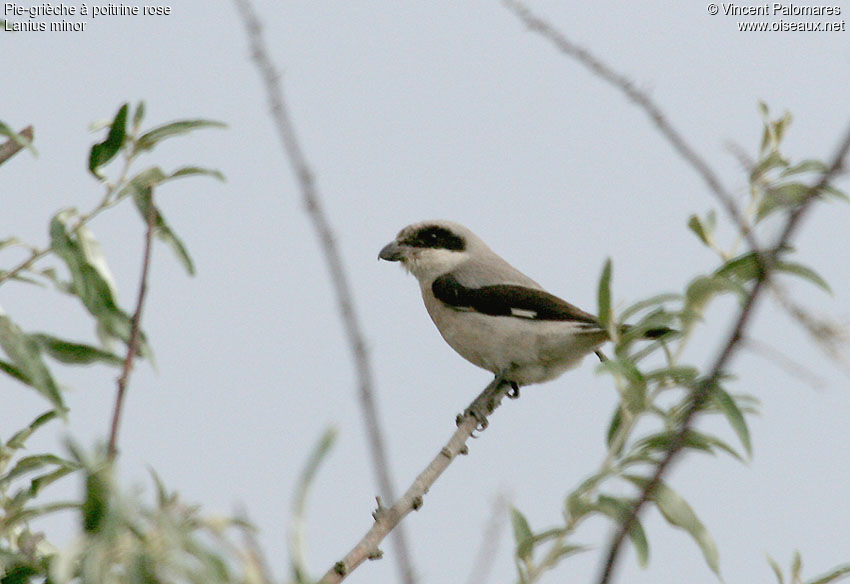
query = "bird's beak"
(378, 241, 405, 262)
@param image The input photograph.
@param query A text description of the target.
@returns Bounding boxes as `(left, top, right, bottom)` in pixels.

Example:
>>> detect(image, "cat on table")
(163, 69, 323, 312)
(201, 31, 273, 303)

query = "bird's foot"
(459, 373, 514, 432)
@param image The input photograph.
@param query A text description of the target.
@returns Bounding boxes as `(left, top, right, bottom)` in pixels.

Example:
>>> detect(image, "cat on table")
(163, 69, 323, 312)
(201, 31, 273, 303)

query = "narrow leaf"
(780, 159, 827, 178)
(290, 427, 337, 581)
(767, 554, 786, 584)
(595, 495, 650, 567)
(597, 259, 613, 331)
(0, 454, 74, 487)
(0, 315, 64, 411)
(777, 261, 831, 294)
(606, 407, 624, 449)
(710, 386, 752, 456)
(170, 165, 226, 182)
(807, 563, 850, 584)
(510, 507, 534, 562)
(6, 411, 59, 449)
(30, 333, 124, 366)
(89, 103, 128, 177)
(625, 476, 720, 575)
(134, 119, 226, 153)
(132, 189, 196, 275)
(132, 101, 146, 130)
(687, 215, 711, 246)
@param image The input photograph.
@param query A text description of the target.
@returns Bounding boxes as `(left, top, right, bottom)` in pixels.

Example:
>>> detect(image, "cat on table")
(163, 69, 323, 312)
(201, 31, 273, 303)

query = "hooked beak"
(378, 241, 405, 262)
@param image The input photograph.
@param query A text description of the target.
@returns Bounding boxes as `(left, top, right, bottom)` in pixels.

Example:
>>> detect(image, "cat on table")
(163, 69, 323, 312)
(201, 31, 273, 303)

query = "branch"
(0, 125, 33, 165)
(107, 191, 157, 460)
(230, 1, 416, 581)
(319, 379, 513, 583)
(502, 0, 759, 254)
(596, 127, 850, 584)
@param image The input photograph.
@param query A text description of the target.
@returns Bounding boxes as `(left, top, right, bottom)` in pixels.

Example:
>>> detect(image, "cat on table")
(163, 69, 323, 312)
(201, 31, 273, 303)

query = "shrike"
(378, 220, 670, 420)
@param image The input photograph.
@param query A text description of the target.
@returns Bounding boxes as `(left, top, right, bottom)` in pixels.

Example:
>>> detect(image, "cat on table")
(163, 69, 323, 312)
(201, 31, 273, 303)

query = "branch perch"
(319, 378, 512, 583)
(231, 1, 415, 581)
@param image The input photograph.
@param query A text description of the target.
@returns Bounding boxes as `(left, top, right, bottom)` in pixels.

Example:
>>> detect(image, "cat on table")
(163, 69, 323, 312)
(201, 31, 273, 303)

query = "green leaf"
(710, 385, 752, 456)
(716, 251, 766, 283)
(29, 464, 80, 495)
(807, 563, 850, 584)
(685, 274, 746, 315)
(169, 165, 226, 182)
(751, 150, 788, 182)
(594, 495, 650, 567)
(597, 259, 613, 332)
(780, 159, 828, 178)
(792, 550, 803, 582)
(132, 191, 196, 275)
(82, 467, 111, 534)
(6, 411, 59, 449)
(624, 476, 720, 575)
(606, 407, 624, 449)
(619, 293, 682, 323)
(0, 454, 76, 487)
(89, 103, 128, 177)
(644, 365, 699, 386)
(49, 212, 143, 349)
(132, 101, 146, 131)
(116, 167, 169, 202)
(134, 119, 226, 154)
(510, 507, 534, 562)
(291, 427, 337, 581)
(0, 358, 31, 385)
(756, 182, 806, 221)
(687, 214, 711, 246)
(767, 554, 786, 584)
(776, 261, 831, 294)
(0, 315, 65, 411)
(30, 333, 124, 366)
(599, 358, 646, 412)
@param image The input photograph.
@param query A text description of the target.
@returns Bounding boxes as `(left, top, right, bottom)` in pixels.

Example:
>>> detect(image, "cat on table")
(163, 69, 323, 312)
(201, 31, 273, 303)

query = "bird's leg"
(460, 371, 513, 431)
(506, 381, 520, 399)
(594, 349, 608, 363)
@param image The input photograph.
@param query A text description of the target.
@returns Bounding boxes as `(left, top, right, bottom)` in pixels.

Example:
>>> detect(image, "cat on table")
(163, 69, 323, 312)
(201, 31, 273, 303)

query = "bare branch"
(466, 493, 510, 584)
(319, 379, 513, 583)
(107, 191, 157, 460)
(502, 0, 759, 254)
(230, 1, 416, 581)
(597, 127, 850, 584)
(0, 125, 33, 165)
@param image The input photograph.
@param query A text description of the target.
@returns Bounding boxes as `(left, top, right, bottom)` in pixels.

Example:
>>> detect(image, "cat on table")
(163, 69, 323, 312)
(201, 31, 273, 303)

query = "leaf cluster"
(1, 103, 229, 582)
(509, 105, 848, 583)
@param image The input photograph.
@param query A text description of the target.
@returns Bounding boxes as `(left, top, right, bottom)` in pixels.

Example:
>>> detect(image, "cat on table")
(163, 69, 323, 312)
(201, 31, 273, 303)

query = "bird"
(378, 220, 671, 425)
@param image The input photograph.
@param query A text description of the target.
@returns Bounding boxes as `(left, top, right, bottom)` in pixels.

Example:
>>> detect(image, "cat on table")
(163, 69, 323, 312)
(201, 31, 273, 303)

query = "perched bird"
(378, 220, 670, 420)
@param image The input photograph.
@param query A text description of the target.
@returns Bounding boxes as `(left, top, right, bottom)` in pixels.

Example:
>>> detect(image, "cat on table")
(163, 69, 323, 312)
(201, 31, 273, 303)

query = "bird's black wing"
(432, 273, 600, 324)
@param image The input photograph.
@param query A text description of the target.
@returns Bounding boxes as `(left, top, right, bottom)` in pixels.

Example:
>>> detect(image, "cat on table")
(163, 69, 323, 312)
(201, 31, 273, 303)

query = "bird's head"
(379, 220, 485, 282)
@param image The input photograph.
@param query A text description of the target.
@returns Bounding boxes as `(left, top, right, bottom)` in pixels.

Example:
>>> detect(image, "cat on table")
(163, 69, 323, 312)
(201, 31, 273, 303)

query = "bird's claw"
(506, 382, 520, 399)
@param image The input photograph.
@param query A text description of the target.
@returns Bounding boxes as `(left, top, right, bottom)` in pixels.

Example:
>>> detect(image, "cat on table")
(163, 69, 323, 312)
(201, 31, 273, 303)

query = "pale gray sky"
(3, 2, 850, 583)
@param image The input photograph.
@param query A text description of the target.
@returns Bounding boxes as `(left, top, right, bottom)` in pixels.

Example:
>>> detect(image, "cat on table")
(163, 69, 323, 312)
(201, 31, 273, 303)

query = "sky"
(3, 1, 850, 583)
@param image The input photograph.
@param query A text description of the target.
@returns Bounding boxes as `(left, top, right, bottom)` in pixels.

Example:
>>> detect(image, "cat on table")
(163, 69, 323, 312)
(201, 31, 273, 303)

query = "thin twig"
(466, 493, 510, 584)
(230, 2, 416, 582)
(319, 379, 512, 583)
(597, 128, 850, 584)
(502, 0, 759, 254)
(0, 126, 33, 165)
(107, 192, 157, 460)
(1, 144, 135, 287)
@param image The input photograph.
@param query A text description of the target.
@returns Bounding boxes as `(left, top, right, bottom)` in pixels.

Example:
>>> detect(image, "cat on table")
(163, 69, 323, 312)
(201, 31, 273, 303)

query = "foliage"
(507, 105, 848, 583)
(2, 99, 848, 584)
(0, 104, 256, 583)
